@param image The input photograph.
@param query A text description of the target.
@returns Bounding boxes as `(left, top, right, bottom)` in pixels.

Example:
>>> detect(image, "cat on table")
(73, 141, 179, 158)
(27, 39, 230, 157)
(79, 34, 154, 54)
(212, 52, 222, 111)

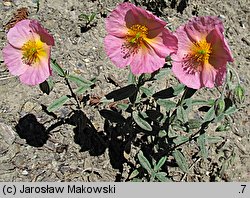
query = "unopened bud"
(215, 98, 225, 116)
(234, 84, 244, 103)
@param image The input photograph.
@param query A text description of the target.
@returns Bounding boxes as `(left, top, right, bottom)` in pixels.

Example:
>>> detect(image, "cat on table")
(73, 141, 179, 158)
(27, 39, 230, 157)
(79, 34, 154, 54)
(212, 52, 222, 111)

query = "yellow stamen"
(127, 24, 148, 45)
(191, 39, 212, 64)
(21, 39, 46, 65)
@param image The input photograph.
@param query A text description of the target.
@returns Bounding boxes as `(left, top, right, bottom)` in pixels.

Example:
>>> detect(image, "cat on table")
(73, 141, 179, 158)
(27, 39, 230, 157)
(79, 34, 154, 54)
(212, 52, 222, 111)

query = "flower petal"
(172, 60, 202, 89)
(206, 27, 234, 62)
(127, 4, 166, 33)
(2, 44, 29, 75)
(105, 3, 133, 37)
(7, 20, 33, 48)
(130, 44, 165, 74)
(145, 29, 178, 58)
(104, 35, 133, 68)
(30, 20, 55, 46)
(184, 16, 224, 42)
(19, 54, 51, 86)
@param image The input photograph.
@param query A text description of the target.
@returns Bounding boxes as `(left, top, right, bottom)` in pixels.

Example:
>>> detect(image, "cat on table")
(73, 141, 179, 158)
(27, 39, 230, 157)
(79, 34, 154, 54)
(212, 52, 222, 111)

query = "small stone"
(0, 122, 16, 145)
(22, 170, 29, 176)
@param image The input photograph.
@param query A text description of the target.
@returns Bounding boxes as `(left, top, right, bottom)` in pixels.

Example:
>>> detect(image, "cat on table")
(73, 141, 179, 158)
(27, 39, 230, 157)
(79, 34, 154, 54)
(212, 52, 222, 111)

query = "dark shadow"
(153, 87, 175, 99)
(177, 0, 189, 14)
(170, 0, 177, 8)
(66, 110, 108, 156)
(15, 114, 48, 147)
(80, 22, 97, 33)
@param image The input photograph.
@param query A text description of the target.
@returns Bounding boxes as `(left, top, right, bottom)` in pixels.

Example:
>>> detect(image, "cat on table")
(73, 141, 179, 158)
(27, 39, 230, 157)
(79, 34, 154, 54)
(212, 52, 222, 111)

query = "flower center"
(191, 39, 212, 64)
(21, 39, 45, 65)
(127, 24, 148, 45)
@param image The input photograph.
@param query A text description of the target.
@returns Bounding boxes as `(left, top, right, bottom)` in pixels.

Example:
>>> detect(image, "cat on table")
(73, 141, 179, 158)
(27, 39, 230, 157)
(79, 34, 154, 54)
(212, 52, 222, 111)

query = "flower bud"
(214, 98, 225, 116)
(234, 84, 244, 103)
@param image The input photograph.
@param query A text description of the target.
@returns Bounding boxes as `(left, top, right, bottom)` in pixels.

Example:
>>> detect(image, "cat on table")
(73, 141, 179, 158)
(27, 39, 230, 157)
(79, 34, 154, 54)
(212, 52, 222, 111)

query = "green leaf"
(140, 86, 153, 97)
(173, 150, 189, 173)
(191, 99, 215, 106)
(154, 68, 170, 80)
(173, 136, 189, 145)
(157, 99, 176, 111)
(158, 130, 167, 138)
(176, 106, 188, 123)
(75, 85, 90, 94)
(154, 156, 167, 172)
(173, 84, 185, 96)
(99, 109, 126, 124)
(129, 169, 139, 180)
(188, 119, 202, 129)
(203, 106, 215, 123)
(89, 13, 96, 22)
(132, 111, 152, 131)
(128, 69, 136, 84)
(106, 84, 137, 101)
(117, 103, 130, 111)
(47, 95, 70, 112)
(224, 105, 237, 115)
(51, 59, 65, 77)
(215, 124, 230, 132)
(67, 74, 93, 86)
(155, 172, 171, 182)
(197, 133, 208, 159)
(78, 13, 89, 21)
(138, 151, 152, 174)
(206, 136, 224, 144)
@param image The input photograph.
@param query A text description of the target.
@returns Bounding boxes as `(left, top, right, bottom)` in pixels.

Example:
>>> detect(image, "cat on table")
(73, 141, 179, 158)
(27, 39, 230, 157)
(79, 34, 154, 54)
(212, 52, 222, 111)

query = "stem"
(178, 86, 188, 106)
(65, 77, 81, 109)
(228, 65, 241, 84)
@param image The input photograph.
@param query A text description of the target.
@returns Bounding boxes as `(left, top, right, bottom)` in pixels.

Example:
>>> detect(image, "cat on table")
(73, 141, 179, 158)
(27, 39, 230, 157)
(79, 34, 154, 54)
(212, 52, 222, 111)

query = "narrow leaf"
(224, 105, 237, 115)
(191, 99, 215, 106)
(197, 133, 208, 159)
(67, 74, 93, 86)
(75, 85, 89, 94)
(154, 156, 167, 172)
(206, 136, 224, 144)
(155, 172, 171, 182)
(157, 99, 176, 111)
(51, 59, 65, 77)
(117, 103, 129, 111)
(47, 95, 70, 112)
(138, 151, 152, 174)
(132, 111, 152, 131)
(129, 169, 139, 180)
(173, 150, 189, 173)
(203, 106, 215, 123)
(173, 136, 189, 146)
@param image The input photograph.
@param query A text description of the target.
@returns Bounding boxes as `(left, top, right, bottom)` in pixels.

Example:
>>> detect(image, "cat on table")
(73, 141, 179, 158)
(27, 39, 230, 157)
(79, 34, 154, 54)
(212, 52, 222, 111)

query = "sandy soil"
(0, 0, 249, 181)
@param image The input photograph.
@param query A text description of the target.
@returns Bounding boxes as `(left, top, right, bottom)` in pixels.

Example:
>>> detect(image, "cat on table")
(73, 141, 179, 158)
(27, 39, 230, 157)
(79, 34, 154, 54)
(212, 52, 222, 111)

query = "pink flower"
(104, 2, 178, 75)
(172, 16, 234, 89)
(2, 19, 54, 86)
